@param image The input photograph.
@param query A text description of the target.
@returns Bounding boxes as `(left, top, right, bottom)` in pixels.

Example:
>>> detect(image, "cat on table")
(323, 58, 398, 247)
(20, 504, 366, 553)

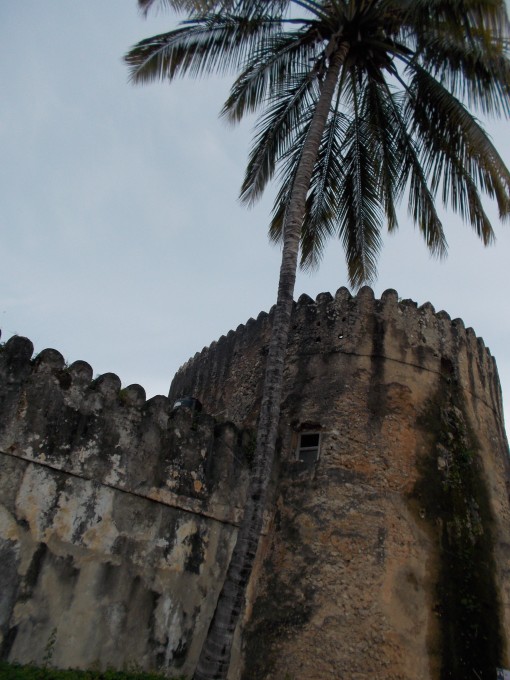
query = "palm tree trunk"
(193, 46, 344, 680)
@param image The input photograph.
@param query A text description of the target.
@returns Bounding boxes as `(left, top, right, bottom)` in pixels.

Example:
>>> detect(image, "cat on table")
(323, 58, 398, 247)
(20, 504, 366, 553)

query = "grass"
(0, 661, 184, 680)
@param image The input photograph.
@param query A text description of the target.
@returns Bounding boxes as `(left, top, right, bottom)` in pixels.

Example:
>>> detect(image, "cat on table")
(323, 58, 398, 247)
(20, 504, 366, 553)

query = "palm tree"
(125, 2, 510, 678)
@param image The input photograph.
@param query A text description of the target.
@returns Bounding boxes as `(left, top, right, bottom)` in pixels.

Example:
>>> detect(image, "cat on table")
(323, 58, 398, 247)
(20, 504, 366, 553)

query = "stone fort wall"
(171, 286, 510, 680)
(1, 285, 510, 680)
(170, 286, 506, 431)
(0, 336, 251, 677)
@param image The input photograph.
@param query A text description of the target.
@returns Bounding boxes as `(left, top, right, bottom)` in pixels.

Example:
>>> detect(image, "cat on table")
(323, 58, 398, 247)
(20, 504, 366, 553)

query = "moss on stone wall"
(412, 382, 503, 679)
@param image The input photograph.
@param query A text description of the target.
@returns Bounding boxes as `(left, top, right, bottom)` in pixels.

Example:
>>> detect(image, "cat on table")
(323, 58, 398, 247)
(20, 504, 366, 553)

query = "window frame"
(296, 431, 321, 463)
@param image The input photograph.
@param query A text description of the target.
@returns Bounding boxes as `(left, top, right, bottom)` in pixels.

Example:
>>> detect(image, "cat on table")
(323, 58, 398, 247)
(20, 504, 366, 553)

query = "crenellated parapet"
(1, 285, 509, 680)
(0, 334, 251, 524)
(170, 286, 505, 430)
(0, 334, 251, 675)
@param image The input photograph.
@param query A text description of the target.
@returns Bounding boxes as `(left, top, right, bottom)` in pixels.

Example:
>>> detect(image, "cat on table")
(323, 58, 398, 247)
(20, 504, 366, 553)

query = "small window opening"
(297, 432, 320, 463)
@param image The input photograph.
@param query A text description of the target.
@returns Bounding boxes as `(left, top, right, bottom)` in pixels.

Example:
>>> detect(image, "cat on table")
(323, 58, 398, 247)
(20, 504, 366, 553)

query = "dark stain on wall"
(0, 539, 21, 657)
(412, 385, 503, 679)
(241, 480, 318, 680)
(21, 543, 47, 599)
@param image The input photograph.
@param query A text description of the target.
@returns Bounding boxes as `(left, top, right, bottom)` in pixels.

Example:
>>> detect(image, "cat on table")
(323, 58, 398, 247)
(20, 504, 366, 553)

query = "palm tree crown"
(127, 0, 510, 286)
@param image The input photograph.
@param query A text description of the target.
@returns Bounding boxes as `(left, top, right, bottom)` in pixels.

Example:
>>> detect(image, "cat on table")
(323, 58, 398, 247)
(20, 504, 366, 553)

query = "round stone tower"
(170, 286, 510, 680)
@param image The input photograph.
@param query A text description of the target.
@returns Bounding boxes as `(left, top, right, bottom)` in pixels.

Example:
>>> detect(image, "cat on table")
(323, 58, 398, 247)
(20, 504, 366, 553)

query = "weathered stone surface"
(171, 287, 510, 680)
(0, 341, 251, 676)
(1, 285, 509, 679)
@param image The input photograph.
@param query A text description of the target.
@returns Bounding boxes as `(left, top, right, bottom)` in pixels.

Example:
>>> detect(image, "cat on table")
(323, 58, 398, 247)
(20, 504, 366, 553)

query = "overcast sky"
(1, 1, 509, 430)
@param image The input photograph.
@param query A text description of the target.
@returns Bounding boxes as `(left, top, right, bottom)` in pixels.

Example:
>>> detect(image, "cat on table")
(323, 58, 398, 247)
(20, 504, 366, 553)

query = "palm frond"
(222, 26, 323, 123)
(336, 72, 384, 287)
(299, 105, 349, 270)
(138, 0, 292, 16)
(240, 72, 319, 205)
(406, 153, 448, 256)
(380, 80, 447, 256)
(410, 0, 510, 35)
(138, 0, 190, 15)
(268, 123, 311, 244)
(125, 13, 284, 83)
(448, 158, 496, 243)
(408, 64, 510, 221)
(416, 24, 510, 116)
(361, 77, 404, 233)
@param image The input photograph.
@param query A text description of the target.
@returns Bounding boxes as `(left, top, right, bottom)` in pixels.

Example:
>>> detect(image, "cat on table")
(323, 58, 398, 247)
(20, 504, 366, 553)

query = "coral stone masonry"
(0, 337, 251, 677)
(1, 286, 510, 679)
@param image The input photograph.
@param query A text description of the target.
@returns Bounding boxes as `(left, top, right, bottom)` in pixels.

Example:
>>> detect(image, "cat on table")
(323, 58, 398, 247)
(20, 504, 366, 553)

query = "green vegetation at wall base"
(0, 661, 184, 680)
